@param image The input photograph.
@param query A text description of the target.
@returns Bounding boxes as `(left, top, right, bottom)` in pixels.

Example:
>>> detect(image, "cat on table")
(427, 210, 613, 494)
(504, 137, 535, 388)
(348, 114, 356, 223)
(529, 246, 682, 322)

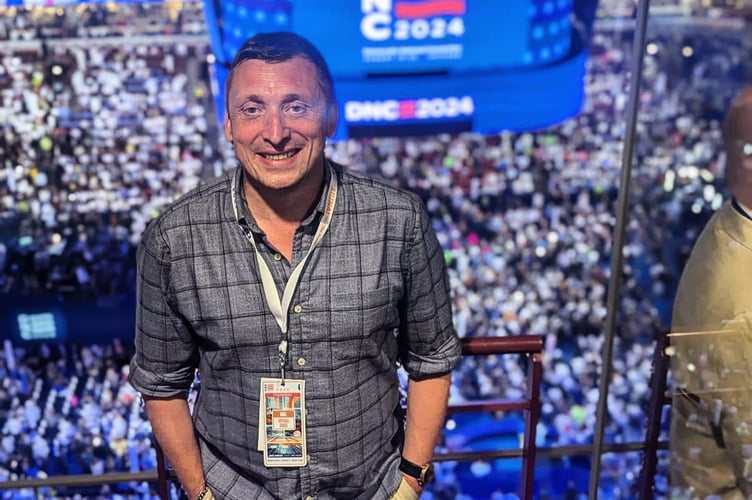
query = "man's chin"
(246, 171, 308, 195)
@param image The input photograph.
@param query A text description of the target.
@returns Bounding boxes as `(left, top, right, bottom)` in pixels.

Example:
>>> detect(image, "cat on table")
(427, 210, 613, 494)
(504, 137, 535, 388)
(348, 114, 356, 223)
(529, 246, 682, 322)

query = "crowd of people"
(0, 339, 162, 499)
(0, 3, 215, 300)
(0, 1, 750, 499)
(0, 2, 206, 41)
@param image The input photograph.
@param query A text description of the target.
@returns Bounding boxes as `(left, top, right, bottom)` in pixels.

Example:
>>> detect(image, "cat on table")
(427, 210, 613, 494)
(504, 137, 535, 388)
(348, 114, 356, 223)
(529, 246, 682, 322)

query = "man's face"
(224, 56, 337, 193)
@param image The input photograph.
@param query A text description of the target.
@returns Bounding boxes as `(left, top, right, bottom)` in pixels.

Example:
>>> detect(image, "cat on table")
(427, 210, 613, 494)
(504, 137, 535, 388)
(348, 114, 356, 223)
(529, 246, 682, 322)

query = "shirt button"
(273, 253, 282, 261)
(293, 304, 303, 313)
(297, 357, 306, 366)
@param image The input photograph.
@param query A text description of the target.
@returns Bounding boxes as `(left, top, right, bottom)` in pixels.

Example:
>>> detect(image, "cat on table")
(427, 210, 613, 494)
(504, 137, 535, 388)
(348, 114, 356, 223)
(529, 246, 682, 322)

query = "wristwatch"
(196, 485, 214, 500)
(398, 457, 435, 486)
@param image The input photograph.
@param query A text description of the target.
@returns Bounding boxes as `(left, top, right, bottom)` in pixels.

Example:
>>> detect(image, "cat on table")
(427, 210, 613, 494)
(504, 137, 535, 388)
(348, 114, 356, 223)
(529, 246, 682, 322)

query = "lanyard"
(230, 166, 337, 381)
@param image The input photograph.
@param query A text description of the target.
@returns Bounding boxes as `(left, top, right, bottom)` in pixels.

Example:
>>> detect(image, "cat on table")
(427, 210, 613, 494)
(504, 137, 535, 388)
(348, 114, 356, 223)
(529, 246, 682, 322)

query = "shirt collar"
(732, 198, 752, 222)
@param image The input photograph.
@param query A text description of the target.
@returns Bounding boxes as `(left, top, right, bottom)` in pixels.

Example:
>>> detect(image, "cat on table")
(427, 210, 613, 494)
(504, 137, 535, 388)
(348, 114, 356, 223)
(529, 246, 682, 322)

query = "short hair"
(224, 32, 335, 108)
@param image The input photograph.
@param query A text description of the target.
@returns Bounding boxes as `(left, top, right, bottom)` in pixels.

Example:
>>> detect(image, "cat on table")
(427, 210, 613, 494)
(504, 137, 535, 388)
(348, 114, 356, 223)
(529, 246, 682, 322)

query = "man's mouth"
(259, 151, 297, 161)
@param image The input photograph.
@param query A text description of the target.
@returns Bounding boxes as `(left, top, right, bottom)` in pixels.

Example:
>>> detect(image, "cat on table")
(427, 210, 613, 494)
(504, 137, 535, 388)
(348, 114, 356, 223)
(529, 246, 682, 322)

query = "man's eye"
(288, 104, 308, 114)
(241, 106, 260, 115)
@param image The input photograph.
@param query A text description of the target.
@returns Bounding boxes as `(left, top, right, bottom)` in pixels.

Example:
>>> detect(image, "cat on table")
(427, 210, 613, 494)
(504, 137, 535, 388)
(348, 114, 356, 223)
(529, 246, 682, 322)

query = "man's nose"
(263, 110, 290, 147)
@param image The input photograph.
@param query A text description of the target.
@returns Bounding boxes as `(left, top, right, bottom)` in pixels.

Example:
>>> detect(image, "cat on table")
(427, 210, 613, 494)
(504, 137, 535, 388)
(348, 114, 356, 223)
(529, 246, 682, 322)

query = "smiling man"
(129, 32, 461, 500)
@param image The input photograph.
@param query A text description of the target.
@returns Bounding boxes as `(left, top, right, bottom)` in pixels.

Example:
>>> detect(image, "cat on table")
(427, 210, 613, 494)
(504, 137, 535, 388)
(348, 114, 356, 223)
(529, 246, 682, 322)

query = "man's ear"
(224, 112, 233, 143)
(325, 102, 339, 138)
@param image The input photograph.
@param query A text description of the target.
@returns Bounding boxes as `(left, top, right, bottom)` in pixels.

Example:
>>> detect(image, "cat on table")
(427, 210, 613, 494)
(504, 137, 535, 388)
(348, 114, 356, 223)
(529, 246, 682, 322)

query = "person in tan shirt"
(670, 84, 752, 499)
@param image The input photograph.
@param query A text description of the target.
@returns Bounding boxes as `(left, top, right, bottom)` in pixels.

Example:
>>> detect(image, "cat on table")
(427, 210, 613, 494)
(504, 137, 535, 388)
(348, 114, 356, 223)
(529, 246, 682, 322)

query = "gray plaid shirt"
(129, 160, 461, 500)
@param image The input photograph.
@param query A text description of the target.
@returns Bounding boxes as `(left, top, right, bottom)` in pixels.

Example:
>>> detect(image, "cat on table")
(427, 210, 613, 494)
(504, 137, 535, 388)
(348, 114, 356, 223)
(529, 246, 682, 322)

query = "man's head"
(723, 85, 752, 206)
(223, 32, 338, 196)
(225, 32, 336, 111)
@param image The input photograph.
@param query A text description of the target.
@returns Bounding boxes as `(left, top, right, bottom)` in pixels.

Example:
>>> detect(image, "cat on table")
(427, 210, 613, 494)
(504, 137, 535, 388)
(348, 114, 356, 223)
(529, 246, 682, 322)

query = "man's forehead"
(235, 57, 318, 78)
(231, 58, 324, 95)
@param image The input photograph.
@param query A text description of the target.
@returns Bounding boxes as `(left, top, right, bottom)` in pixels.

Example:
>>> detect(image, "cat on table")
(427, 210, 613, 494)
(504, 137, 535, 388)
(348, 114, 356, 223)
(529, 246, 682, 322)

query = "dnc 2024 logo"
(360, 0, 467, 42)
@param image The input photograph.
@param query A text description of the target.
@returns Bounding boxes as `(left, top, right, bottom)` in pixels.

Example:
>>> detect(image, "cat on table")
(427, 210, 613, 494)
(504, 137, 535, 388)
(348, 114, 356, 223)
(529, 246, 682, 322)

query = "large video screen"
(209, 0, 573, 77)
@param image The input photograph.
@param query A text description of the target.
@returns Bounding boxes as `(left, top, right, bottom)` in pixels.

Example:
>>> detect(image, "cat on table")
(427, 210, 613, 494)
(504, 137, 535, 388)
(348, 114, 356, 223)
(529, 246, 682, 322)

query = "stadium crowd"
(0, 2, 750, 499)
(0, 2, 206, 41)
(0, 4, 214, 300)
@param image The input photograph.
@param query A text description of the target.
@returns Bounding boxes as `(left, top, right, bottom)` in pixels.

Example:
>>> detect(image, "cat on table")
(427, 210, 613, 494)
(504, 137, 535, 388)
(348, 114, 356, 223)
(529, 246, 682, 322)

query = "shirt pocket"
(329, 286, 400, 361)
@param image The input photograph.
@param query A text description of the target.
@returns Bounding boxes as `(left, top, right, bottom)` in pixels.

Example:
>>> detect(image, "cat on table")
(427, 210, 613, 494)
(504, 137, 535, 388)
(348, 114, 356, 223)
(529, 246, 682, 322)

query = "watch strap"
(399, 457, 433, 486)
(196, 485, 213, 500)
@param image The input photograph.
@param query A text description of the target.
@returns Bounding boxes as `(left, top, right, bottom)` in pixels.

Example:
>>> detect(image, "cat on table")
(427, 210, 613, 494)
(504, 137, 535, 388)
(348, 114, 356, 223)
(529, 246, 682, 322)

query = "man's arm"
(400, 372, 452, 494)
(396, 199, 460, 494)
(144, 395, 206, 499)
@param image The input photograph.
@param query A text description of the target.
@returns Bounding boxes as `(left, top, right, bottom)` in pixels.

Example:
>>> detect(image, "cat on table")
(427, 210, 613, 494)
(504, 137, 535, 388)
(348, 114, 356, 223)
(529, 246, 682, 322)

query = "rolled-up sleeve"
(399, 200, 461, 379)
(128, 218, 198, 398)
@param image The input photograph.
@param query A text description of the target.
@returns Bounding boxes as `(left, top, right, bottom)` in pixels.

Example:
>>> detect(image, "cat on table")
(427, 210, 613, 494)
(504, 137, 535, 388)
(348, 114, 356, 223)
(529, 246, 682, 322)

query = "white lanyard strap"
(231, 166, 338, 335)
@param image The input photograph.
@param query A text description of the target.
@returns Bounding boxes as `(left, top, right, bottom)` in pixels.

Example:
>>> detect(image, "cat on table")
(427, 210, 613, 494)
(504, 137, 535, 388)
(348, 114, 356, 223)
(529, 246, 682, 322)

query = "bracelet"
(196, 484, 211, 500)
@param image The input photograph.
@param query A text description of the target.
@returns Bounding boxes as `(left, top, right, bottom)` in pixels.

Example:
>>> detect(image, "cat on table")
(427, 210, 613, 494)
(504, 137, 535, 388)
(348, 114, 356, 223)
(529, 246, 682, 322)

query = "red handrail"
(443, 335, 544, 500)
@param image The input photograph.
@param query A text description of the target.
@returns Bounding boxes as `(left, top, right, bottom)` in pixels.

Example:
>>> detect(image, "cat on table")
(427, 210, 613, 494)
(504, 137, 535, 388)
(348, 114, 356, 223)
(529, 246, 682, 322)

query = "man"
(670, 85, 752, 499)
(128, 32, 461, 500)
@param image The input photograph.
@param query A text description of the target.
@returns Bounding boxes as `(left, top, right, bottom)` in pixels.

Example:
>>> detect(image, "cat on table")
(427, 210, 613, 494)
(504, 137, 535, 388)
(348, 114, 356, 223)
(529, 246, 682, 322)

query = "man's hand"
(391, 476, 421, 500)
(402, 474, 423, 495)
